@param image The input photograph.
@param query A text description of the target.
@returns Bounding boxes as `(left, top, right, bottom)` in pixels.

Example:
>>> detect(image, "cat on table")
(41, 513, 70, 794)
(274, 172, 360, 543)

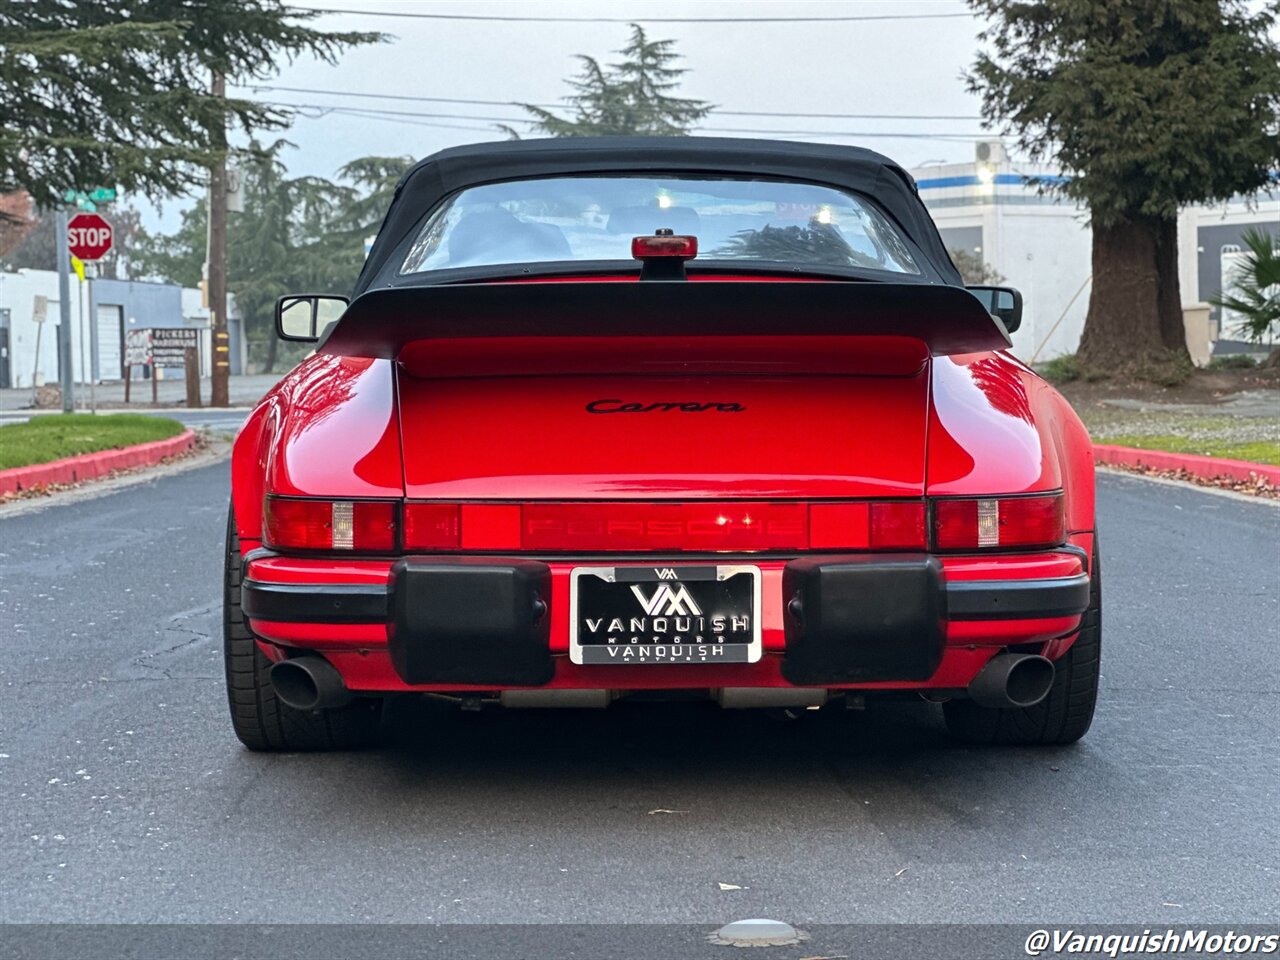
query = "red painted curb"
(0, 429, 197, 496)
(1094, 443, 1280, 487)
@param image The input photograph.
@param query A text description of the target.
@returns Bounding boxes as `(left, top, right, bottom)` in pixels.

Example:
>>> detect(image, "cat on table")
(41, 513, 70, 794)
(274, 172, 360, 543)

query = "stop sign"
(67, 213, 113, 262)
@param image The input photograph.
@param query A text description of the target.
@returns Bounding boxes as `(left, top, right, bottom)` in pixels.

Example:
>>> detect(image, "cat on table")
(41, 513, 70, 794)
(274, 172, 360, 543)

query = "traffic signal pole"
(208, 70, 230, 408)
(55, 207, 75, 413)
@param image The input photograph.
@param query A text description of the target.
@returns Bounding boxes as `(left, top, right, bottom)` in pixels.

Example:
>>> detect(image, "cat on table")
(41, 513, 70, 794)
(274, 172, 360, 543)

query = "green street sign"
(62, 187, 115, 208)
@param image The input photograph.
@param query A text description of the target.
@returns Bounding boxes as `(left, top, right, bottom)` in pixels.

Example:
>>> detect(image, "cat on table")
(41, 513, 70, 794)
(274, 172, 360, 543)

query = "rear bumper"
(242, 558, 1091, 627)
(241, 548, 1090, 693)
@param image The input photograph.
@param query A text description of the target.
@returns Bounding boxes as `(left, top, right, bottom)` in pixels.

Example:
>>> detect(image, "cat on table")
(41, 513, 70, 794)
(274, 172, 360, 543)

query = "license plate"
(569, 565, 762, 665)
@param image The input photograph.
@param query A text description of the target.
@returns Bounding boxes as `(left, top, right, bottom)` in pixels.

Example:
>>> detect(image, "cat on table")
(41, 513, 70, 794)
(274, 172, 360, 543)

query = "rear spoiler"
(318, 281, 1012, 359)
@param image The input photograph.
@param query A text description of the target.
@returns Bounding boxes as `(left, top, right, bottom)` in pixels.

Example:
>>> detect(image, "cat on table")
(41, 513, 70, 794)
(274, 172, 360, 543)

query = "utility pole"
(54, 208, 75, 413)
(208, 70, 230, 408)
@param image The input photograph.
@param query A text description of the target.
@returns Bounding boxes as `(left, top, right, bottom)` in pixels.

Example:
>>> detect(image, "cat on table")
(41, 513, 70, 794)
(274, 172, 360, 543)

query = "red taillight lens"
(631, 234, 698, 260)
(932, 494, 1064, 550)
(403, 501, 461, 550)
(263, 497, 396, 552)
(523, 501, 806, 552)
(869, 501, 928, 549)
(808, 501, 926, 549)
(263, 497, 331, 551)
(398, 500, 926, 553)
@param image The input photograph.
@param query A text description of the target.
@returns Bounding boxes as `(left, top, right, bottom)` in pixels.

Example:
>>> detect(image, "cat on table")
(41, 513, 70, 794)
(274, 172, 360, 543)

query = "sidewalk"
(0, 374, 283, 415)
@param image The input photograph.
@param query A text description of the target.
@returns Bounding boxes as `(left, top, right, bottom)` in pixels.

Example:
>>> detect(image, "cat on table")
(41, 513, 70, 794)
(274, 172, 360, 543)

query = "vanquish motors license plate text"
(569, 565, 762, 665)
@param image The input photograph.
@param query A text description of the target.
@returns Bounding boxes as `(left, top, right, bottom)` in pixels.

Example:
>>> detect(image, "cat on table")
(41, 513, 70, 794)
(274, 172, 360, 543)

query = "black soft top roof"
(352, 137, 961, 295)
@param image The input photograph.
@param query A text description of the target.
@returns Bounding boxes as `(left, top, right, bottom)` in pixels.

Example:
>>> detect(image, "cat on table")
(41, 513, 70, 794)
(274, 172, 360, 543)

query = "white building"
(912, 141, 1280, 363)
(0, 269, 244, 390)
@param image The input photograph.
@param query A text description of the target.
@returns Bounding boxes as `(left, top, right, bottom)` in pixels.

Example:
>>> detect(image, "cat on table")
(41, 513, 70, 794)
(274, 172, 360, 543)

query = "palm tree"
(1210, 227, 1280, 367)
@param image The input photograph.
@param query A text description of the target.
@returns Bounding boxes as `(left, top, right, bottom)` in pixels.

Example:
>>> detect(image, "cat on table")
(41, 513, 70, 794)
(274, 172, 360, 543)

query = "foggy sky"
(144, 0, 998, 230)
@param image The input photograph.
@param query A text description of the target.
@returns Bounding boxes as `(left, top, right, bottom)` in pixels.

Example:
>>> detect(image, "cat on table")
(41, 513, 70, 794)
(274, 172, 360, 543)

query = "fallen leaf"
(647, 808, 687, 815)
(717, 882, 743, 891)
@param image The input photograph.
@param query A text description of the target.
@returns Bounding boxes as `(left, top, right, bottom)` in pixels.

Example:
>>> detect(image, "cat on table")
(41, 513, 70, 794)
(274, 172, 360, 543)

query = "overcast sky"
(147, 0, 999, 230)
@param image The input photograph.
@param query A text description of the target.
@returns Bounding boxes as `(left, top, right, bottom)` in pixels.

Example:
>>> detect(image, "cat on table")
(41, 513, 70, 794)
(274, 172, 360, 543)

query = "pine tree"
(507, 25, 712, 137)
(330, 155, 416, 250)
(131, 148, 412, 372)
(968, 0, 1280, 381)
(0, 1, 383, 209)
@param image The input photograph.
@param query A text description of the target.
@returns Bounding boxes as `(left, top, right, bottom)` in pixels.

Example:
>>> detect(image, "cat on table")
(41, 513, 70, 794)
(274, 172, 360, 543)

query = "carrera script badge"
(586, 399, 745, 414)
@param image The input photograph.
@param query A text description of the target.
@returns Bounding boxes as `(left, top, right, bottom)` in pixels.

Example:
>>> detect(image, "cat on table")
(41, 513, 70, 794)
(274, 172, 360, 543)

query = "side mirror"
(967, 285, 1023, 334)
(275, 294, 350, 342)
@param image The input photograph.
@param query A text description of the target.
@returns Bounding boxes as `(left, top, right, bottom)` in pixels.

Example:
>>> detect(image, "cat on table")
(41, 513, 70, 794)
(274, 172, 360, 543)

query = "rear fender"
(231, 395, 282, 545)
(926, 353, 1094, 542)
(231, 355, 404, 545)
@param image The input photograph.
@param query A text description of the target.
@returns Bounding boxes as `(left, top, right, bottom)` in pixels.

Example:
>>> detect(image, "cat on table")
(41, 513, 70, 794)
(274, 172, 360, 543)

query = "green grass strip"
(1104, 434, 1280, 466)
(0, 414, 186, 470)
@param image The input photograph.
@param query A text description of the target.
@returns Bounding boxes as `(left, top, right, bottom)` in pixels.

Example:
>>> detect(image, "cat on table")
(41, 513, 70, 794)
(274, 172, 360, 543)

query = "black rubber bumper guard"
(241, 555, 1091, 687)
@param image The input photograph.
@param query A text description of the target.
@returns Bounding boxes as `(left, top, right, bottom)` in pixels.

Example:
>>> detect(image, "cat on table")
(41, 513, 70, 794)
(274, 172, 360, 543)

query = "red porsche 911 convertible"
(225, 138, 1099, 751)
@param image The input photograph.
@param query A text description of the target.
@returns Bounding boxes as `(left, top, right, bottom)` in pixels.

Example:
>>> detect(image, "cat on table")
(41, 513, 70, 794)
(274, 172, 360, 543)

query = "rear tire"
(223, 504, 383, 751)
(943, 544, 1101, 745)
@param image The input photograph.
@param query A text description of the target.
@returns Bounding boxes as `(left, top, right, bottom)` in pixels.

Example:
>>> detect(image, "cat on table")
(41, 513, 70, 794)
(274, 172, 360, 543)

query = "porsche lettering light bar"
(402, 500, 929, 552)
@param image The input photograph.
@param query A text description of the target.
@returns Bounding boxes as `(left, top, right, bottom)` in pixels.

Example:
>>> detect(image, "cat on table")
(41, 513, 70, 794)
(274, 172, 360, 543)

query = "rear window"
(399, 175, 920, 276)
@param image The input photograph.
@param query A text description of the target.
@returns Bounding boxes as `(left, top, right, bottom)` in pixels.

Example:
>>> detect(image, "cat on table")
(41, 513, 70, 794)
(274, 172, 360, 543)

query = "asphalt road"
(1, 464, 1277, 954)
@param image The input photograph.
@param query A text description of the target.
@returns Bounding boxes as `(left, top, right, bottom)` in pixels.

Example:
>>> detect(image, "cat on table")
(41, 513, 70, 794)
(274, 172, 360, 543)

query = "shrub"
(1039, 353, 1081, 383)
(1205, 355, 1258, 371)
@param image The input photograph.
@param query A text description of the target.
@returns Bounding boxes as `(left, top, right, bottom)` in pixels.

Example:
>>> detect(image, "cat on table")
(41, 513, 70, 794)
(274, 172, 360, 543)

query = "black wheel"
(944, 544, 1101, 745)
(223, 504, 383, 751)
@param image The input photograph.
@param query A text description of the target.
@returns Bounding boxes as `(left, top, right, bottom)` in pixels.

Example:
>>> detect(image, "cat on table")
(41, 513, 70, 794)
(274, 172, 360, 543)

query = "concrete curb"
(1094, 443, 1280, 488)
(0, 430, 198, 495)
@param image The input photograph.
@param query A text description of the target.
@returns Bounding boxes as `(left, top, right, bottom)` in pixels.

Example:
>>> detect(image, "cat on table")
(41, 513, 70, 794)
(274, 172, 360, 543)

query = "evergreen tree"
(0, 1, 383, 210)
(506, 25, 712, 137)
(131, 149, 411, 372)
(329, 155, 416, 251)
(968, 0, 1280, 381)
(949, 247, 1005, 286)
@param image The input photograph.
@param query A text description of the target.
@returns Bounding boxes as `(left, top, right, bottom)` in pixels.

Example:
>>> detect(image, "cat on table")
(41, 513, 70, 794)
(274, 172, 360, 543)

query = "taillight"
(260, 497, 1053, 555)
(869, 501, 928, 549)
(808, 501, 927, 549)
(932, 494, 1064, 550)
(522, 502, 807, 552)
(263, 496, 396, 552)
(399, 500, 926, 553)
(402, 502, 460, 550)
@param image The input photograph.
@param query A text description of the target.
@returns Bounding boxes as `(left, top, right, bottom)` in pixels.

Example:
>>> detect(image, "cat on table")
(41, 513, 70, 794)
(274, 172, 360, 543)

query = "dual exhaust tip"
(271, 651, 1056, 714)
